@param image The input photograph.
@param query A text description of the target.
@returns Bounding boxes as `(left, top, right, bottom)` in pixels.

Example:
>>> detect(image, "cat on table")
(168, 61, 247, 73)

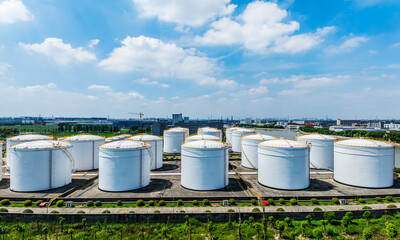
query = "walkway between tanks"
(2, 202, 399, 214)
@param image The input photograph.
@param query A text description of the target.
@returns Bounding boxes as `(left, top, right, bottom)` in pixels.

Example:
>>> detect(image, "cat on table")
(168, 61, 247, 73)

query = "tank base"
(333, 178, 394, 189)
(10, 182, 73, 193)
(98, 184, 150, 193)
(180, 184, 229, 192)
(257, 181, 309, 191)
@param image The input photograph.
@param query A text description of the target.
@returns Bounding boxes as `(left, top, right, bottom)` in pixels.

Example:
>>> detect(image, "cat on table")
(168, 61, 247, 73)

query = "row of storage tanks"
(0, 125, 396, 192)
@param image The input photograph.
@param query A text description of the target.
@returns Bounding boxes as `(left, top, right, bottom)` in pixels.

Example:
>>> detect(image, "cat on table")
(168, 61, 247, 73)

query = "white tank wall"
(226, 127, 240, 146)
(181, 143, 228, 190)
(185, 134, 220, 143)
(66, 139, 105, 171)
(9, 147, 72, 192)
(258, 145, 310, 190)
(395, 144, 400, 168)
(299, 139, 334, 169)
(198, 128, 222, 140)
(334, 144, 394, 188)
(231, 129, 255, 152)
(99, 147, 151, 191)
(163, 131, 188, 153)
(6, 135, 52, 166)
(130, 137, 163, 170)
(241, 136, 275, 169)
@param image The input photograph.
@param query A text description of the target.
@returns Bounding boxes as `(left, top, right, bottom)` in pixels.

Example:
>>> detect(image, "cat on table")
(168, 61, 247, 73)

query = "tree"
(324, 211, 335, 223)
(15, 225, 25, 240)
(207, 221, 214, 240)
(313, 227, 324, 239)
(306, 214, 312, 224)
(300, 222, 307, 235)
(386, 222, 398, 239)
(321, 220, 328, 233)
(363, 211, 371, 227)
(59, 217, 66, 233)
(42, 227, 48, 240)
(363, 227, 372, 240)
(275, 220, 285, 238)
(284, 217, 292, 227)
(0, 226, 7, 240)
(68, 228, 74, 240)
(82, 218, 87, 232)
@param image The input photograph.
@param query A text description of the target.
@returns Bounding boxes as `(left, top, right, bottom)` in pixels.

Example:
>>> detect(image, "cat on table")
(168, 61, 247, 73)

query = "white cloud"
(99, 36, 231, 87)
(198, 77, 238, 88)
(19, 38, 97, 65)
(293, 76, 347, 88)
(251, 97, 274, 103)
(88, 39, 99, 48)
(325, 36, 368, 54)
(279, 89, 310, 95)
(88, 85, 112, 91)
(195, 1, 334, 53)
(391, 42, 400, 48)
(0, 62, 12, 79)
(22, 82, 57, 92)
(387, 64, 400, 69)
(135, 77, 169, 88)
(0, 0, 33, 24)
(368, 50, 378, 54)
(241, 85, 269, 96)
(132, 0, 236, 27)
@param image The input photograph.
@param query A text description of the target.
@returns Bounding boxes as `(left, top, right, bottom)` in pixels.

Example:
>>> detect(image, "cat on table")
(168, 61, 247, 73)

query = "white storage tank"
(129, 134, 163, 170)
(105, 134, 131, 143)
(62, 134, 105, 171)
(6, 134, 53, 166)
(258, 139, 310, 190)
(198, 127, 222, 140)
(225, 127, 241, 146)
(99, 140, 151, 191)
(296, 133, 337, 169)
(163, 127, 189, 154)
(181, 140, 229, 190)
(241, 133, 276, 169)
(9, 140, 73, 192)
(334, 138, 394, 188)
(185, 134, 220, 143)
(395, 144, 400, 168)
(231, 128, 256, 152)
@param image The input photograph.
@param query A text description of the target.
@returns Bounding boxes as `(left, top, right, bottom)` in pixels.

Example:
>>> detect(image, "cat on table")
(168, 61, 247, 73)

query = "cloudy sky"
(0, 0, 399, 119)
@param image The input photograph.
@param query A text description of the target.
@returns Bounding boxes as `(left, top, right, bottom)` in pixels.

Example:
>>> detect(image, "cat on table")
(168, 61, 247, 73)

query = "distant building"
(337, 119, 361, 126)
(367, 121, 384, 129)
(172, 113, 183, 125)
(384, 123, 400, 130)
(152, 120, 169, 136)
(184, 117, 189, 123)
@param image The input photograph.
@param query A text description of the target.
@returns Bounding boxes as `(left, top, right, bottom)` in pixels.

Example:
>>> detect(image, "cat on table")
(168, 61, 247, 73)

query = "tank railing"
(144, 143, 154, 168)
(240, 141, 257, 169)
(60, 147, 76, 173)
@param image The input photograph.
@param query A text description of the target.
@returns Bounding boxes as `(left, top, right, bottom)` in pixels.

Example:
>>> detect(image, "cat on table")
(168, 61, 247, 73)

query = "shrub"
(50, 210, 59, 214)
(102, 210, 111, 214)
(362, 206, 372, 210)
(385, 196, 393, 202)
(179, 210, 185, 213)
(77, 211, 85, 214)
(35, 200, 43, 206)
(375, 197, 382, 202)
(251, 199, 257, 206)
(116, 200, 122, 206)
(358, 198, 366, 204)
(148, 200, 155, 206)
(136, 200, 144, 207)
(268, 198, 275, 205)
(1, 199, 10, 206)
(324, 211, 335, 222)
(205, 210, 211, 213)
(310, 198, 318, 205)
(228, 198, 236, 206)
(129, 211, 135, 213)
(0, 208, 8, 213)
(252, 208, 260, 212)
(158, 200, 166, 206)
(278, 198, 285, 205)
(56, 200, 64, 207)
(203, 199, 210, 206)
(94, 201, 102, 207)
(313, 207, 323, 212)
(227, 209, 235, 213)
(154, 210, 161, 213)
(332, 198, 340, 205)
(192, 200, 199, 206)
(23, 200, 32, 207)
(22, 209, 34, 213)
(177, 199, 183, 206)
(290, 198, 297, 205)
(276, 208, 285, 212)
(387, 204, 397, 209)
(86, 201, 94, 207)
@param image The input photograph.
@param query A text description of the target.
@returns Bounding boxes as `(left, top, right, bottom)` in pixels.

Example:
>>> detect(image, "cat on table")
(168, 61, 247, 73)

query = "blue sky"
(0, 0, 399, 119)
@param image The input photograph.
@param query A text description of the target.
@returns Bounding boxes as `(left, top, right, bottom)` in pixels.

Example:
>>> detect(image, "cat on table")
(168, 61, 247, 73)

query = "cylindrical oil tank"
(9, 140, 73, 192)
(198, 127, 222, 140)
(395, 144, 400, 168)
(6, 134, 53, 166)
(62, 135, 105, 171)
(163, 127, 189, 153)
(0, 141, 2, 181)
(258, 139, 310, 190)
(241, 133, 276, 169)
(231, 128, 256, 152)
(129, 134, 163, 170)
(225, 127, 241, 146)
(334, 138, 394, 188)
(296, 133, 337, 169)
(99, 140, 151, 191)
(185, 134, 220, 143)
(105, 134, 131, 143)
(181, 140, 229, 190)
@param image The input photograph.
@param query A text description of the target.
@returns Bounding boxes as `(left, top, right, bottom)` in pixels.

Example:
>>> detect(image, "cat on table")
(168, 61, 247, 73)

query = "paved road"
(2, 202, 398, 214)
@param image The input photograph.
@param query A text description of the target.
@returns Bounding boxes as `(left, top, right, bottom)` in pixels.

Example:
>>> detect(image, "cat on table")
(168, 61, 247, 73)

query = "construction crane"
(128, 112, 144, 128)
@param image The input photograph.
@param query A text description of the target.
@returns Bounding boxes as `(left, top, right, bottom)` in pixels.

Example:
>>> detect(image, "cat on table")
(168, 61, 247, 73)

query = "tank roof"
(187, 134, 220, 141)
(183, 140, 228, 149)
(335, 138, 393, 148)
(165, 127, 189, 133)
(129, 134, 162, 141)
(297, 133, 337, 140)
(232, 128, 255, 133)
(12, 140, 71, 149)
(8, 134, 52, 141)
(64, 134, 105, 141)
(198, 127, 221, 132)
(259, 139, 308, 148)
(100, 140, 148, 149)
(242, 133, 276, 141)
